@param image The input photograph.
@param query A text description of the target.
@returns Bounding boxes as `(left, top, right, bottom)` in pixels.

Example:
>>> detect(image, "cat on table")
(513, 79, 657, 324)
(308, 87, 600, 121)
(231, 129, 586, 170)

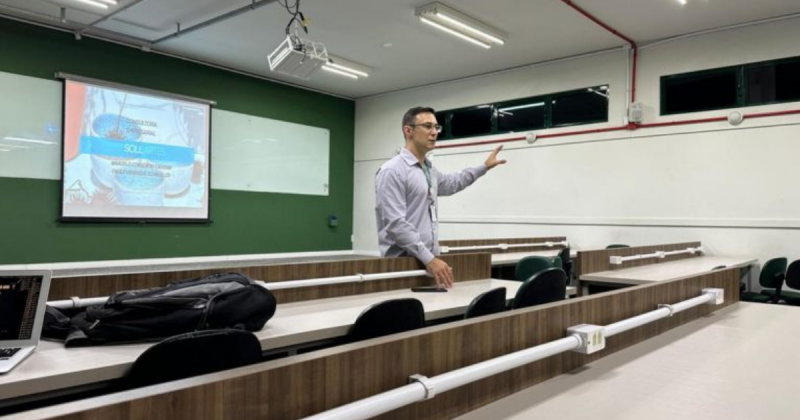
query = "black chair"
(464, 287, 507, 319)
(773, 260, 800, 305)
(606, 244, 630, 249)
(742, 257, 787, 303)
(348, 298, 425, 342)
(558, 247, 574, 285)
(515, 256, 561, 282)
(126, 329, 262, 387)
(511, 268, 567, 310)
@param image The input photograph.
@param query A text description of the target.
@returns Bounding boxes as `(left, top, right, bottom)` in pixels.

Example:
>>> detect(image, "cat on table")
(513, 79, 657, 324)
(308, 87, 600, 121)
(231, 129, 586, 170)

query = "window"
(552, 88, 608, 127)
(496, 99, 546, 132)
(434, 111, 450, 138)
(450, 106, 493, 138)
(436, 85, 609, 141)
(747, 60, 800, 106)
(661, 55, 800, 115)
(662, 69, 740, 115)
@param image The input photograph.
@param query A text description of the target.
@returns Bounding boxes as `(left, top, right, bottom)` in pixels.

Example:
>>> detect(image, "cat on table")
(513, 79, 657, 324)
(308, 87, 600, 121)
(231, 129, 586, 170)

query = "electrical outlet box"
(702, 288, 724, 305)
(568, 324, 606, 354)
(628, 102, 644, 124)
(328, 215, 338, 227)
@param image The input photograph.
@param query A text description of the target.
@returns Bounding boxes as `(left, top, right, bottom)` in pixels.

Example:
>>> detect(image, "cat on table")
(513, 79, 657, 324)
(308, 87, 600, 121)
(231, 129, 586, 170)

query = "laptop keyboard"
(0, 348, 21, 360)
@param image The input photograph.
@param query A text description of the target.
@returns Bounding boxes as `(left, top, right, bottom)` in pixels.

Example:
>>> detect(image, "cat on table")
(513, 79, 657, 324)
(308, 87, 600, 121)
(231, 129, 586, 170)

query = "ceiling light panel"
(326, 55, 372, 78)
(73, 0, 109, 9)
(415, 2, 507, 48)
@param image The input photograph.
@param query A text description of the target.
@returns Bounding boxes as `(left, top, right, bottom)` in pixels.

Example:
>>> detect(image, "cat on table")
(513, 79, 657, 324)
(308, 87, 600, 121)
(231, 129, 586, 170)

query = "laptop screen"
(0, 275, 45, 341)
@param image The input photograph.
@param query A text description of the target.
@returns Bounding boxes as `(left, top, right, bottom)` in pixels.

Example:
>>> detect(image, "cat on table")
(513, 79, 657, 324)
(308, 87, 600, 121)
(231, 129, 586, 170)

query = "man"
(375, 106, 506, 288)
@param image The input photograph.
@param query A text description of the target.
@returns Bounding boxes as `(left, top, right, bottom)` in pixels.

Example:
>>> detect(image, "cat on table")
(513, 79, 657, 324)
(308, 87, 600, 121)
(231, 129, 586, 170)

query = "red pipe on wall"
(560, 0, 638, 103)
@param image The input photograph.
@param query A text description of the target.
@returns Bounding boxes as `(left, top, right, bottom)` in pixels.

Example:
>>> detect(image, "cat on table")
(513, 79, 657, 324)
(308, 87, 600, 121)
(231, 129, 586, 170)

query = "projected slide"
(61, 80, 211, 221)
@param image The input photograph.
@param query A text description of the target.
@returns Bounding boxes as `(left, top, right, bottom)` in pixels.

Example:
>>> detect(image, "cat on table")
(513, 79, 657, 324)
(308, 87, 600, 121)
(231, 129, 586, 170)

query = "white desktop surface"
(0, 279, 521, 400)
(579, 256, 757, 285)
(456, 302, 800, 420)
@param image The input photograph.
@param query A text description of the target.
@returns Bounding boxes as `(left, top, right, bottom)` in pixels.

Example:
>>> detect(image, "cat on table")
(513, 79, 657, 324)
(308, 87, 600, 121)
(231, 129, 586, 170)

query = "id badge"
(430, 204, 437, 222)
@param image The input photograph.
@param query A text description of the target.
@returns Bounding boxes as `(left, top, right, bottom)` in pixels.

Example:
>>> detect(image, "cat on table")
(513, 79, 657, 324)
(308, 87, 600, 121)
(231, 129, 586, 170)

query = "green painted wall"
(0, 18, 354, 264)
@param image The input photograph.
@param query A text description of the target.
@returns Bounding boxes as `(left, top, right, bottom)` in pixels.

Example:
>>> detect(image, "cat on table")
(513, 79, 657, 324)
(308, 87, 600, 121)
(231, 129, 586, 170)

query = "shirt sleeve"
(434, 164, 488, 197)
(375, 167, 436, 265)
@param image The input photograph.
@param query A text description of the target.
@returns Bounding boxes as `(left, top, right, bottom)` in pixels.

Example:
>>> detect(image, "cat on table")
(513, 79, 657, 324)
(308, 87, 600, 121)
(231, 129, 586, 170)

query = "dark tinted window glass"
(748, 61, 800, 105)
(552, 89, 608, 126)
(663, 71, 738, 114)
(434, 111, 449, 138)
(497, 100, 546, 132)
(450, 107, 492, 138)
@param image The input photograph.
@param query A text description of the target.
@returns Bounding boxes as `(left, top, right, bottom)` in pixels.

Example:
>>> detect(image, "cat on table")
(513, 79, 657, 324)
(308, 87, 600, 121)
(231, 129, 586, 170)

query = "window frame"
(436, 84, 609, 141)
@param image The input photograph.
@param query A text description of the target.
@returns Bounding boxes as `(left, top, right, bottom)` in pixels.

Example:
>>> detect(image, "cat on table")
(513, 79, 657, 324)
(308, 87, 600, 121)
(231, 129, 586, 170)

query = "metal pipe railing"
(302, 288, 723, 420)
(47, 269, 428, 309)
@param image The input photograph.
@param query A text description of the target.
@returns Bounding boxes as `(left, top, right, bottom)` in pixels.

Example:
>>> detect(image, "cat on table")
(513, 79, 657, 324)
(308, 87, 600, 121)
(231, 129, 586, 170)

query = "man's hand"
(426, 258, 454, 288)
(485, 145, 507, 169)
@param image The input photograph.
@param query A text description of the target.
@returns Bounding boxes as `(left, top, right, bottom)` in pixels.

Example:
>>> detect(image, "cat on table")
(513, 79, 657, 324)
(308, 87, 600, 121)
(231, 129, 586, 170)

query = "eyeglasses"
(408, 123, 443, 133)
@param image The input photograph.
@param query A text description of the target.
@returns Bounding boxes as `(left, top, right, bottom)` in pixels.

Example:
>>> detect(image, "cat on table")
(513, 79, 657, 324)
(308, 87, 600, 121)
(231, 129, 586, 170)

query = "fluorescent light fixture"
(677, 0, 687, 4)
(435, 13, 505, 45)
(3, 136, 57, 145)
(499, 102, 544, 112)
(416, 2, 507, 48)
(95, 0, 118, 4)
(322, 65, 359, 79)
(326, 55, 372, 78)
(74, 0, 109, 9)
(419, 17, 490, 49)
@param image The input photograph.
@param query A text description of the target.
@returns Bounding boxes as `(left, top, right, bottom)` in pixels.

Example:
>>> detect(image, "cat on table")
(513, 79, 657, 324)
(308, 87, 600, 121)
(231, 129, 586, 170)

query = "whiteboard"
(210, 109, 330, 196)
(0, 71, 62, 180)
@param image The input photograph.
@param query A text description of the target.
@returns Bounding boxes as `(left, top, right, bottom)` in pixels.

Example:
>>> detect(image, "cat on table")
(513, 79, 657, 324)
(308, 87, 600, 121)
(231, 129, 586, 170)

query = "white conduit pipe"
(302, 289, 722, 420)
(302, 337, 581, 420)
(610, 246, 703, 265)
(258, 270, 428, 291)
(603, 293, 713, 337)
(441, 241, 568, 253)
(47, 269, 429, 309)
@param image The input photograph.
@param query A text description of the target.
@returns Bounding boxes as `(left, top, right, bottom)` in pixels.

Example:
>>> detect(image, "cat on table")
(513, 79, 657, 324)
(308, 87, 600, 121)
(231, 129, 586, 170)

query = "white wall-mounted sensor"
(526, 132, 538, 144)
(728, 111, 744, 126)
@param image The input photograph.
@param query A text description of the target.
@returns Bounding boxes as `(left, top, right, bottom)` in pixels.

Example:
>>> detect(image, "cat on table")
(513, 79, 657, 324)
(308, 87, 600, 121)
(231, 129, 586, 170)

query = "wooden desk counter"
(0, 279, 521, 401)
(580, 256, 756, 285)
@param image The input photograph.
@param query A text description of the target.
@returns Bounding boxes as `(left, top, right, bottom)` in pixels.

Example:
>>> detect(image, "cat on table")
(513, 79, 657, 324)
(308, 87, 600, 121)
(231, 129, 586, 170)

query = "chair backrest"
(784, 260, 800, 290)
(606, 244, 630, 249)
(558, 247, 573, 284)
(759, 257, 788, 289)
(515, 256, 561, 282)
(348, 298, 425, 342)
(511, 268, 567, 310)
(464, 287, 507, 319)
(127, 329, 262, 387)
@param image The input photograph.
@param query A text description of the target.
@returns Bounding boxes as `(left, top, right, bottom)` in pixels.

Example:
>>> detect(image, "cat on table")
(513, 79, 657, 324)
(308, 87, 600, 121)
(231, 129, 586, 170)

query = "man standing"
(375, 106, 506, 288)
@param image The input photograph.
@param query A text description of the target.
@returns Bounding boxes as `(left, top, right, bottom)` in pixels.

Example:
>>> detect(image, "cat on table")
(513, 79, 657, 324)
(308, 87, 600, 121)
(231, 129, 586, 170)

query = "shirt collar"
(400, 147, 430, 168)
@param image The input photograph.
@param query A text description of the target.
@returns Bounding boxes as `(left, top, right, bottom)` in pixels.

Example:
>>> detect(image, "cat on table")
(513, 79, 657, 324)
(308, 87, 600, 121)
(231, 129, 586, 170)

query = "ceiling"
(1, 0, 799, 99)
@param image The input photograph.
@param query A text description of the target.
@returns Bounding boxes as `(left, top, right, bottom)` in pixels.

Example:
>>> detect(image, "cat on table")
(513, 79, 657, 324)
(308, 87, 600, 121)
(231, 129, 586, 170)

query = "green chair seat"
(779, 290, 800, 305)
(741, 292, 772, 303)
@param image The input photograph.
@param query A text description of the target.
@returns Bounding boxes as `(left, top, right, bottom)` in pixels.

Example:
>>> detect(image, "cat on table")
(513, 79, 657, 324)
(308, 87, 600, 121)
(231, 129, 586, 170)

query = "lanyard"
(420, 162, 433, 190)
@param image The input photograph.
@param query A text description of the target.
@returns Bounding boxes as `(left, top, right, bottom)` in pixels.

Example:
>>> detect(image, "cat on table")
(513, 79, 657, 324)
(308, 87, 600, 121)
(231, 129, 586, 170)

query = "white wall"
(353, 18, 800, 289)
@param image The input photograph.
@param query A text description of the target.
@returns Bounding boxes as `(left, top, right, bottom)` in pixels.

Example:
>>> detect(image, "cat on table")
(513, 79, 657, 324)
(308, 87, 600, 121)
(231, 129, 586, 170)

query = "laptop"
(0, 270, 52, 374)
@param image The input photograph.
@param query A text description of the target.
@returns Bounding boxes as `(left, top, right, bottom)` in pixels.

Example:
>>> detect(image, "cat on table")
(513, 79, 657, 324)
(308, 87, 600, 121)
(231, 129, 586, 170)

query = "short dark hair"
(402, 106, 436, 129)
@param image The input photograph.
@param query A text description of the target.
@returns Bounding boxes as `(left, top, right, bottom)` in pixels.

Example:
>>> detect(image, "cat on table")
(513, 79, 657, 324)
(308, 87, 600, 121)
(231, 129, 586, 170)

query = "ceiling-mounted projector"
(267, 35, 329, 80)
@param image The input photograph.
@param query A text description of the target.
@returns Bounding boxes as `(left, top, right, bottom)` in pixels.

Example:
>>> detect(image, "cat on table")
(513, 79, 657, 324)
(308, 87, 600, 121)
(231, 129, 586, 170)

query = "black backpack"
(59, 272, 276, 347)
